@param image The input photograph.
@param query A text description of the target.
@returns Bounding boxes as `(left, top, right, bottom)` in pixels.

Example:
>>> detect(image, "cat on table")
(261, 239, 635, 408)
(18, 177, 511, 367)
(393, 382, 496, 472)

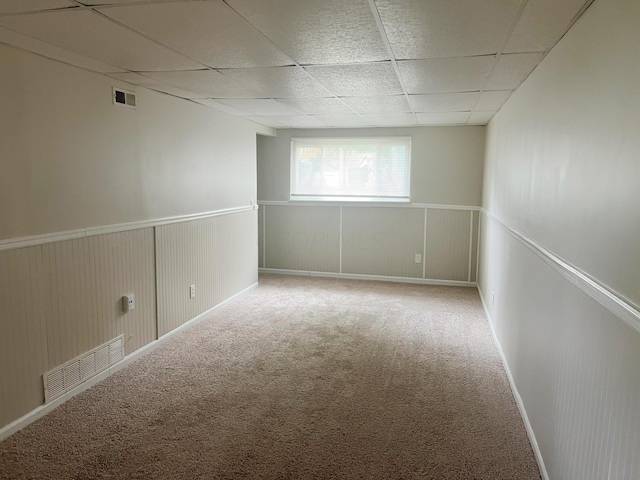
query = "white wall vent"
(113, 87, 137, 109)
(43, 335, 125, 404)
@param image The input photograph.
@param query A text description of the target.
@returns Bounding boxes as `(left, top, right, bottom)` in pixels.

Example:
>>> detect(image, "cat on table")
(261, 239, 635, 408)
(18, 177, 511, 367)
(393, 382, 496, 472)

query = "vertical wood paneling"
(264, 205, 340, 272)
(479, 214, 640, 480)
(470, 211, 479, 282)
(425, 209, 471, 281)
(259, 204, 480, 282)
(40, 229, 156, 366)
(258, 206, 265, 268)
(155, 210, 258, 337)
(0, 246, 49, 427)
(342, 207, 424, 278)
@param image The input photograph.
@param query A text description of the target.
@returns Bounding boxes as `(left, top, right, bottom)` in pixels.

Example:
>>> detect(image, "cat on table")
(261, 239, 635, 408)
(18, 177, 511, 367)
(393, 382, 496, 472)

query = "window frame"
(289, 136, 412, 203)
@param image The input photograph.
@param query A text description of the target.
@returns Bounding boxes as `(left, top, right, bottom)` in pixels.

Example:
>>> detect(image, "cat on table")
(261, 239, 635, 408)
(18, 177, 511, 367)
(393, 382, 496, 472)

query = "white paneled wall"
(156, 210, 258, 336)
(0, 246, 49, 428)
(260, 203, 478, 285)
(41, 230, 157, 364)
(0, 229, 156, 428)
(0, 209, 257, 432)
(263, 205, 340, 272)
(478, 213, 640, 480)
(478, 0, 640, 477)
(425, 209, 474, 282)
(342, 207, 424, 278)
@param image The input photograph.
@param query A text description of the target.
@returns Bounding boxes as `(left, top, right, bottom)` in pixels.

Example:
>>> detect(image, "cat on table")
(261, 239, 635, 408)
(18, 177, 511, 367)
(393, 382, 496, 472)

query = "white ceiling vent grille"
(43, 335, 125, 404)
(113, 87, 137, 109)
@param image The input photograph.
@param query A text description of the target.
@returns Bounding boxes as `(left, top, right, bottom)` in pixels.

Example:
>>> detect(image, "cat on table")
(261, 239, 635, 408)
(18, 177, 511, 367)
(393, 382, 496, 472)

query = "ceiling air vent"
(113, 87, 137, 109)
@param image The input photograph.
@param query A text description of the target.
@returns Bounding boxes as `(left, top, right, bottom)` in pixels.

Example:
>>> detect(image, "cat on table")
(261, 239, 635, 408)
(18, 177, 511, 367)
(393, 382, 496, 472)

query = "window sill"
(290, 196, 410, 203)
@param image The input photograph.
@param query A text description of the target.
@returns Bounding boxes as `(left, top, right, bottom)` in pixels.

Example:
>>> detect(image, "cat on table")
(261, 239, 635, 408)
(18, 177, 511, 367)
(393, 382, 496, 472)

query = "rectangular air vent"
(113, 87, 136, 109)
(43, 335, 125, 403)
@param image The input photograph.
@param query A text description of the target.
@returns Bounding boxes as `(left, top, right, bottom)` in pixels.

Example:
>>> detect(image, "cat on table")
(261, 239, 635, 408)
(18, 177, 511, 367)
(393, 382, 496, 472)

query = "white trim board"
(258, 200, 480, 211)
(259, 268, 476, 287)
(477, 288, 550, 480)
(481, 210, 640, 335)
(0, 282, 258, 442)
(0, 205, 255, 252)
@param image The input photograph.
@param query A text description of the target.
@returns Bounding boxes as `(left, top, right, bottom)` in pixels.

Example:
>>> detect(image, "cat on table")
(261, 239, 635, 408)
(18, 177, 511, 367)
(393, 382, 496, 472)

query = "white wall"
(0, 44, 264, 432)
(258, 126, 485, 206)
(479, 0, 640, 477)
(0, 43, 264, 240)
(257, 127, 484, 283)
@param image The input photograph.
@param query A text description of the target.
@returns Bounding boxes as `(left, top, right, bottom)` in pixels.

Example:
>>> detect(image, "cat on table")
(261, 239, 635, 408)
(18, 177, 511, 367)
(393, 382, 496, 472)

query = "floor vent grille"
(43, 335, 125, 404)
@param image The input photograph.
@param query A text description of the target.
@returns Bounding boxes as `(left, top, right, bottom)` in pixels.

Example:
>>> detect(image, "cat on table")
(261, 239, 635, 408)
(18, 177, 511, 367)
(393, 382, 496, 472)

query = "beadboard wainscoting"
(0, 207, 258, 435)
(478, 211, 640, 480)
(156, 210, 258, 336)
(259, 202, 479, 286)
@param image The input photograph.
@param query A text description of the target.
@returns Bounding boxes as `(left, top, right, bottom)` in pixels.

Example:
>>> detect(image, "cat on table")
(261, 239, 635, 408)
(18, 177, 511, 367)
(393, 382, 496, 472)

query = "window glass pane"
(291, 137, 411, 201)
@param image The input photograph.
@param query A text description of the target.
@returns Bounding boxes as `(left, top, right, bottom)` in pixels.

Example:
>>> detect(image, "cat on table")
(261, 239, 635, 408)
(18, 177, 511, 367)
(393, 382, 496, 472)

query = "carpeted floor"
(0, 274, 541, 479)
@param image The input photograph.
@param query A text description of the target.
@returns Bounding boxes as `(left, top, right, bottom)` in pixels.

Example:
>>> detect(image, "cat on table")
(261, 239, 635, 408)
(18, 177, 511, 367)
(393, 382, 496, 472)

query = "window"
(290, 137, 411, 202)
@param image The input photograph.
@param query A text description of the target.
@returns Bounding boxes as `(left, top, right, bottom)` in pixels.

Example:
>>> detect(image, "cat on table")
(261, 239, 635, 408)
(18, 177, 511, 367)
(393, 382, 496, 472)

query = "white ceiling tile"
(226, 0, 388, 65)
(0, 0, 75, 14)
(375, 0, 521, 59)
(191, 99, 248, 115)
(245, 116, 286, 128)
(313, 115, 368, 128)
(99, 2, 293, 69)
(0, 26, 126, 73)
(305, 63, 403, 97)
(475, 90, 512, 111)
(0, 9, 202, 71)
(221, 66, 332, 98)
(247, 115, 324, 128)
(468, 111, 496, 125)
(276, 97, 355, 115)
(108, 72, 206, 98)
(143, 70, 263, 98)
(504, 0, 588, 53)
(360, 114, 417, 127)
(79, 0, 187, 4)
(398, 57, 494, 94)
(417, 112, 470, 125)
(279, 116, 326, 128)
(340, 95, 411, 114)
(485, 53, 543, 90)
(409, 92, 478, 112)
(215, 99, 302, 116)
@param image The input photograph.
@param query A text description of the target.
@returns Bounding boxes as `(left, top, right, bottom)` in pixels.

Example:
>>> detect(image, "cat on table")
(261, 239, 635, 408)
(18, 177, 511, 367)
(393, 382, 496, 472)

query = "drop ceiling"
(0, 0, 592, 129)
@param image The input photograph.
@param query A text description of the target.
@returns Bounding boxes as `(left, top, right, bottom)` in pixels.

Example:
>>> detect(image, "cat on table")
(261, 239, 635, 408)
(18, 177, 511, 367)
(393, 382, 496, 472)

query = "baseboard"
(477, 288, 550, 480)
(259, 268, 476, 287)
(0, 281, 258, 442)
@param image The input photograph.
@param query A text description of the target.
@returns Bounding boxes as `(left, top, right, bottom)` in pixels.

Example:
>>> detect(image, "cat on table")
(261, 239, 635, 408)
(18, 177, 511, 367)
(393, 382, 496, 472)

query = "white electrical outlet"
(414, 253, 422, 264)
(190, 284, 196, 299)
(122, 294, 135, 312)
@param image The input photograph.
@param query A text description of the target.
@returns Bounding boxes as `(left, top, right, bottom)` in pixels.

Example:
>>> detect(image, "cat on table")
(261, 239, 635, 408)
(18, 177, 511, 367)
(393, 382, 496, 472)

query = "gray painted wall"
(0, 45, 261, 431)
(257, 127, 485, 282)
(0, 42, 265, 240)
(258, 127, 485, 206)
(479, 0, 640, 477)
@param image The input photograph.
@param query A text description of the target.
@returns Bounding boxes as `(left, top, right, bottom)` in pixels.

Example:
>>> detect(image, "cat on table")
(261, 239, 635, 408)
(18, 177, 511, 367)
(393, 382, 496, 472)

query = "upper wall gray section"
(482, 0, 640, 306)
(258, 126, 485, 206)
(0, 44, 264, 240)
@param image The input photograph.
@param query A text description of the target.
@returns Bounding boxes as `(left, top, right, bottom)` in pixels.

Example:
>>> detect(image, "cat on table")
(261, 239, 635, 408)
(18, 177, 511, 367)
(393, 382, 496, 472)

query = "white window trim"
(289, 136, 412, 203)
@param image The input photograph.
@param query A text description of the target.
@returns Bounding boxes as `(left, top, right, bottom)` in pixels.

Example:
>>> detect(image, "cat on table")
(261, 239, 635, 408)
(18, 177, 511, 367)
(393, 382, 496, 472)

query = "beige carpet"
(0, 274, 541, 479)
